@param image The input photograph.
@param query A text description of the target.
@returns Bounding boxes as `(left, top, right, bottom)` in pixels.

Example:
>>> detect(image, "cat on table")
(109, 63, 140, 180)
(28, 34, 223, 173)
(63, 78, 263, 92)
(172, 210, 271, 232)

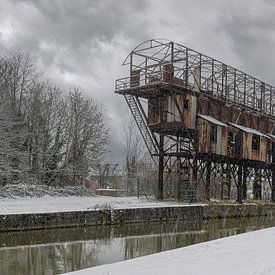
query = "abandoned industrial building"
(115, 39, 275, 203)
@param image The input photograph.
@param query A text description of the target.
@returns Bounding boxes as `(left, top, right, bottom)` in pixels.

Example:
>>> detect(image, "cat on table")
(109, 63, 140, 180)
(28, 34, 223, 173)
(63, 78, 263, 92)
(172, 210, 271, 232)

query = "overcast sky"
(1, 0, 275, 162)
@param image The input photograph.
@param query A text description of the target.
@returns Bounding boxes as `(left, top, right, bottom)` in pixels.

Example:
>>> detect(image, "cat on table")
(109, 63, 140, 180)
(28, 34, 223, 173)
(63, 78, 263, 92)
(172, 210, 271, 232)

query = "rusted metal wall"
(221, 127, 228, 155)
(197, 118, 227, 156)
(148, 94, 196, 129)
(228, 127, 270, 163)
(260, 138, 269, 163)
(227, 128, 245, 159)
(147, 90, 272, 163)
(149, 91, 274, 135)
(242, 133, 252, 160)
(197, 97, 274, 134)
(198, 122, 211, 154)
(244, 134, 269, 162)
(176, 94, 197, 129)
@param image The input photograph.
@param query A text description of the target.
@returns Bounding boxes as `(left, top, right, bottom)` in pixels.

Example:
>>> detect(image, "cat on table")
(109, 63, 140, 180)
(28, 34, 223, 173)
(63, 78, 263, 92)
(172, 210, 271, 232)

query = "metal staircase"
(124, 94, 159, 165)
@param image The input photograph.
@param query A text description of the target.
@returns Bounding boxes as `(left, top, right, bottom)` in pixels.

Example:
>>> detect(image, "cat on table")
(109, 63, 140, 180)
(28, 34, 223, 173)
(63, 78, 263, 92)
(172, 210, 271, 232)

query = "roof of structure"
(198, 114, 228, 127)
(228, 123, 270, 138)
(267, 134, 275, 139)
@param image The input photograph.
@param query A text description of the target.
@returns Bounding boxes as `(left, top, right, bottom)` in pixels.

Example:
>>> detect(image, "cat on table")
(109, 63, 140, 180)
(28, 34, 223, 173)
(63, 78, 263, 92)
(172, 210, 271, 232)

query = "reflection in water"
(0, 217, 274, 275)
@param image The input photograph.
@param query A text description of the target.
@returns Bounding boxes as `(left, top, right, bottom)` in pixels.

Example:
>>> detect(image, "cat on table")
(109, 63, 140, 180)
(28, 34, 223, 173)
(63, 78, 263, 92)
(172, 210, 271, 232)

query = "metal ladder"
(124, 94, 159, 164)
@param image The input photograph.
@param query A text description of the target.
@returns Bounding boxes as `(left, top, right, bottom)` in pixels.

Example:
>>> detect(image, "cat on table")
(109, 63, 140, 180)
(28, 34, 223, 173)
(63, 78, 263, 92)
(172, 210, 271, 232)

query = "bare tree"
(1, 50, 38, 115)
(0, 104, 28, 183)
(62, 87, 109, 183)
(0, 51, 37, 184)
(24, 82, 67, 184)
(95, 162, 119, 189)
(0, 51, 109, 186)
(121, 115, 146, 195)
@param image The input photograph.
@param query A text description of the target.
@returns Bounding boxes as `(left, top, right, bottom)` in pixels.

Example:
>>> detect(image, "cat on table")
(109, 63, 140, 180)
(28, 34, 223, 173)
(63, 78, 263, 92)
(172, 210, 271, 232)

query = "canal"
(0, 216, 275, 274)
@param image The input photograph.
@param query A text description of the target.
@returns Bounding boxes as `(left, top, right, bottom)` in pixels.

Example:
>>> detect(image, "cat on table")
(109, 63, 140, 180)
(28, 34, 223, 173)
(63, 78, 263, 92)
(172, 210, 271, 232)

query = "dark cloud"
(216, 0, 275, 82)
(1, 0, 275, 161)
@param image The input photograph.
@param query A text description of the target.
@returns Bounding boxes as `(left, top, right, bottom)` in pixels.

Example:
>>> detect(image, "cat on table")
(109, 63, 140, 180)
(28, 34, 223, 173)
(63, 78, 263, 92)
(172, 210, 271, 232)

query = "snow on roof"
(229, 123, 270, 138)
(268, 134, 275, 140)
(197, 114, 228, 127)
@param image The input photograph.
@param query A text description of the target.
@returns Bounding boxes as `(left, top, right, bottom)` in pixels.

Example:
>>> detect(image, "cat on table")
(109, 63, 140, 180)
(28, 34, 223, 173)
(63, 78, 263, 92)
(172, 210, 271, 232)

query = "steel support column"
(242, 166, 248, 200)
(272, 165, 275, 202)
(157, 134, 164, 200)
(237, 165, 243, 203)
(206, 160, 211, 200)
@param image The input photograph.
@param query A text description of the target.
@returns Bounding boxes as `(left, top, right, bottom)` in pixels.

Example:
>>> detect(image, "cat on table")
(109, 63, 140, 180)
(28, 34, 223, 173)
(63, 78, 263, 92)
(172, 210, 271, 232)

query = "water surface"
(0, 217, 275, 274)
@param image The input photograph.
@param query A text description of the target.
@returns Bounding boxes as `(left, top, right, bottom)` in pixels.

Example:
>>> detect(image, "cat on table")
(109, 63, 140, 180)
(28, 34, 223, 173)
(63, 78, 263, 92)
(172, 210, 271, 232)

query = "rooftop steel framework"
(116, 39, 275, 117)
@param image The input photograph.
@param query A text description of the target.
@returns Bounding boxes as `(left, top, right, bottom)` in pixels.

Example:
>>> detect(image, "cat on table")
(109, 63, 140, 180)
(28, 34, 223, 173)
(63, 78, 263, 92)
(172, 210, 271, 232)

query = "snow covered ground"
(0, 183, 95, 199)
(0, 195, 197, 215)
(66, 227, 275, 275)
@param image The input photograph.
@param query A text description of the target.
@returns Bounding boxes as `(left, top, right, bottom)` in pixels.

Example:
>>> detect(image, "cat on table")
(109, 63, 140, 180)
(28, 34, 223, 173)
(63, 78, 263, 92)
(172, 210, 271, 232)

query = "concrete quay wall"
(1, 204, 274, 232)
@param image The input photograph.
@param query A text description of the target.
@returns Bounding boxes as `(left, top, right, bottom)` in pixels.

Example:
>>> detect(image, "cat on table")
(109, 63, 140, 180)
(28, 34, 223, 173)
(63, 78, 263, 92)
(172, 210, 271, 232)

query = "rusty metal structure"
(115, 39, 275, 202)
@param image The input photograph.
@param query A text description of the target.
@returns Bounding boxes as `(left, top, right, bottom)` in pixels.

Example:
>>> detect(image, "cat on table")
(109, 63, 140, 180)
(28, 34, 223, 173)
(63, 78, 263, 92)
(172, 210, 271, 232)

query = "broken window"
(183, 99, 189, 110)
(211, 125, 217, 143)
(252, 134, 260, 151)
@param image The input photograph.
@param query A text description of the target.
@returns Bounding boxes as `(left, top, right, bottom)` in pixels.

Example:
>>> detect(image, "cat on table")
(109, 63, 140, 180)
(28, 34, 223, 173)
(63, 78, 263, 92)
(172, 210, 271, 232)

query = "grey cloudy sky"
(1, 0, 275, 161)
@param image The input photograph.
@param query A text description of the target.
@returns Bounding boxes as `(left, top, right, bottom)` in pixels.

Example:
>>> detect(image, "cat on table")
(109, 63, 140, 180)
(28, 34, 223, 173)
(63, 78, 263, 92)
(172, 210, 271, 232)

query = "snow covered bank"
(67, 227, 275, 275)
(0, 196, 274, 233)
(0, 195, 188, 215)
(0, 183, 95, 199)
(0, 196, 203, 231)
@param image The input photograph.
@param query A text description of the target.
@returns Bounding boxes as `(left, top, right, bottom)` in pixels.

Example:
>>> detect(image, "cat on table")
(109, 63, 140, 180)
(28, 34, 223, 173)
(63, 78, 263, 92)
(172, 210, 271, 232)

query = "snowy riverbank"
(0, 183, 95, 199)
(1, 196, 274, 233)
(66, 227, 275, 275)
(0, 195, 193, 215)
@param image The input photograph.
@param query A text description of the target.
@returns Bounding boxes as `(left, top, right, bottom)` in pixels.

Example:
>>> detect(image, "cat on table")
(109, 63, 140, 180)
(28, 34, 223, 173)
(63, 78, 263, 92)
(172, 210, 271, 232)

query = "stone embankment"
(1, 203, 275, 232)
